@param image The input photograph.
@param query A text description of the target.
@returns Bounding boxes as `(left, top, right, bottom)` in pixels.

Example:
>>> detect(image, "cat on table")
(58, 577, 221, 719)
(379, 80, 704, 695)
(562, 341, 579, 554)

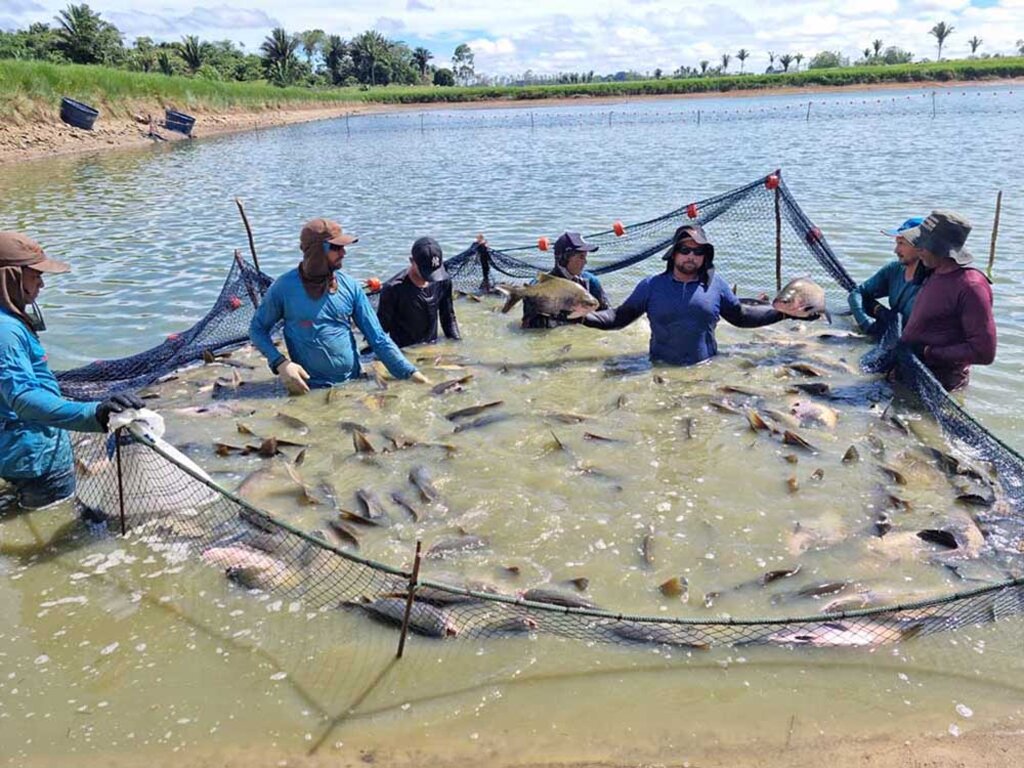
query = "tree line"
(0, 4, 478, 87)
(2, 5, 1023, 90)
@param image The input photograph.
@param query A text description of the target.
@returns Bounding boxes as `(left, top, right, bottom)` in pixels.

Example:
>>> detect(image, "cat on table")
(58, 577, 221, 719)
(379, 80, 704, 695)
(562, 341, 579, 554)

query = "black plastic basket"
(164, 109, 196, 136)
(59, 97, 99, 130)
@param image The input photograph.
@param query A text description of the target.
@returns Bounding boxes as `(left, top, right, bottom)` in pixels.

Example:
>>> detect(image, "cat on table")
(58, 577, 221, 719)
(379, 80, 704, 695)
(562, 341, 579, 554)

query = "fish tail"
(495, 285, 522, 314)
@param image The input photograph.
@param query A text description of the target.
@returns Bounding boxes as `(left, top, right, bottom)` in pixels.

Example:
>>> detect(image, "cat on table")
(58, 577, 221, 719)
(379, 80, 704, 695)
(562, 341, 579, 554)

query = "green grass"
(2, 56, 1023, 120)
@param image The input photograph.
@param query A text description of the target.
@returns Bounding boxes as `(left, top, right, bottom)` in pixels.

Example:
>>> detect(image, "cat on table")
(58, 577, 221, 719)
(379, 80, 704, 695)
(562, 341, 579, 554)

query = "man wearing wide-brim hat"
(0, 232, 145, 509)
(249, 218, 429, 395)
(900, 210, 996, 391)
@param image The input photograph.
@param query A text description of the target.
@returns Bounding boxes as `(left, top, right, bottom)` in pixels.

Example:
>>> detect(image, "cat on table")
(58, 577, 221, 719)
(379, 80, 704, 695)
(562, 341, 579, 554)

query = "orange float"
(686, 203, 699, 219)
(805, 227, 822, 245)
(613, 220, 626, 236)
(365, 277, 382, 292)
(538, 236, 550, 251)
(765, 174, 780, 190)
(228, 295, 242, 310)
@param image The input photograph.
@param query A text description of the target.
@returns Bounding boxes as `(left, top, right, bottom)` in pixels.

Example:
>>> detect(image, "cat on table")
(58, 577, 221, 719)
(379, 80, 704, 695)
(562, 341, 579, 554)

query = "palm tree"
(350, 30, 389, 85)
(55, 3, 120, 64)
(794, 52, 803, 71)
(968, 35, 982, 55)
(1018, 39, 1024, 55)
(699, 59, 709, 75)
(930, 21, 954, 60)
(324, 35, 348, 84)
(412, 46, 432, 78)
(863, 47, 871, 61)
(299, 29, 325, 68)
(767, 50, 776, 70)
(779, 53, 793, 72)
(736, 48, 749, 73)
(156, 50, 174, 76)
(721, 53, 731, 72)
(872, 39, 883, 58)
(177, 35, 206, 74)
(260, 27, 300, 85)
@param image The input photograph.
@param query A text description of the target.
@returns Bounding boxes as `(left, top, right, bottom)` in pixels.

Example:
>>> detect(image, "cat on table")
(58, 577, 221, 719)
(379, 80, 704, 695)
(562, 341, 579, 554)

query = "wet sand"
(1, 77, 1018, 167)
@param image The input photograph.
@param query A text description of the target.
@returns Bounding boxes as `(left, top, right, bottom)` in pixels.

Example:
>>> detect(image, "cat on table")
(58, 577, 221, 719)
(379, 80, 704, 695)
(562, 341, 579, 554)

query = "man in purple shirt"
(900, 211, 996, 391)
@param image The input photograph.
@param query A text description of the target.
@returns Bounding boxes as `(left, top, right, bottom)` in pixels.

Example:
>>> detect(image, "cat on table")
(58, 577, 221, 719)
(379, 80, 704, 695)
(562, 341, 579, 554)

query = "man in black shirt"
(377, 237, 461, 348)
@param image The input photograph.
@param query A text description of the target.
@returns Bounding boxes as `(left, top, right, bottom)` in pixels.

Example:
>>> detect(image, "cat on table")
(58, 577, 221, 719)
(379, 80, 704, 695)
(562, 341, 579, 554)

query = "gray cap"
(901, 210, 973, 266)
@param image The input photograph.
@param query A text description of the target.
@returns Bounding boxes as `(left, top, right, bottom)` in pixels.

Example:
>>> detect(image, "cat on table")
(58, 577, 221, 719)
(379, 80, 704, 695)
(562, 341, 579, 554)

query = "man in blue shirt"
(848, 216, 929, 335)
(522, 231, 610, 329)
(581, 224, 793, 365)
(0, 232, 144, 509)
(250, 218, 429, 394)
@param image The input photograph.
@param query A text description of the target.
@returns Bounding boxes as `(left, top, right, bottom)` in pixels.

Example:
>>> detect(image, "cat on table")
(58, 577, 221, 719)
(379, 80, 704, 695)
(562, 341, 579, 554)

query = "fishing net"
(56, 253, 271, 401)
(71, 427, 1024, 648)
(56, 169, 1024, 648)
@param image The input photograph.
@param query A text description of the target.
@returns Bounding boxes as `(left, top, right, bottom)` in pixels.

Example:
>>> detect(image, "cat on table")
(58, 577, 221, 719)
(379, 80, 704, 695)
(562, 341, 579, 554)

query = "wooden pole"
(987, 190, 1003, 280)
(697, 109, 701, 126)
(806, 102, 811, 122)
(396, 540, 423, 659)
(931, 91, 936, 119)
(114, 427, 127, 536)
(346, 113, 350, 137)
(234, 197, 260, 274)
(420, 113, 424, 134)
(774, 186, 782, 292)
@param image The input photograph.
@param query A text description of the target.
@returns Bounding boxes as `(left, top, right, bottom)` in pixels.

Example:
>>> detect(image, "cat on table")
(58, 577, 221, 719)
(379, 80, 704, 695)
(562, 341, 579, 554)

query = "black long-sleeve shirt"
(376, 269, 461, 348)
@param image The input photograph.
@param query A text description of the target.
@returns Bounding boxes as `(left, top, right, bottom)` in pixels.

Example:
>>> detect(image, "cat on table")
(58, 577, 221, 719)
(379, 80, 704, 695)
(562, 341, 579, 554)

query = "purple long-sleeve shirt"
(901, 267, 996, 391)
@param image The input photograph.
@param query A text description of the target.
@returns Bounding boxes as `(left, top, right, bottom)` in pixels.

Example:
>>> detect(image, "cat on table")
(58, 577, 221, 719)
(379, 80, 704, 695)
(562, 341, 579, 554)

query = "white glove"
(107, 407, 165, 439)
(278, 361, 311, 395)
(410, 371, 431, 385)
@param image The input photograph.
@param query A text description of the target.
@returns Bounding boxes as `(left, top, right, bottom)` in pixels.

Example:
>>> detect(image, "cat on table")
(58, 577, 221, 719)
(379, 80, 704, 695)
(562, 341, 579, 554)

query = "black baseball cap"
(553, 231, 599, 258)
(411, 236, 448, 282)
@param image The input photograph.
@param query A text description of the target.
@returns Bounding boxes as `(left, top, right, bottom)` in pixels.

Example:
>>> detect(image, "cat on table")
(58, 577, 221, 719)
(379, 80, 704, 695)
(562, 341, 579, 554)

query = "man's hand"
(410, 371, 432, 385)
(278, 361, 311, 395)
(96, 392, 147, 430)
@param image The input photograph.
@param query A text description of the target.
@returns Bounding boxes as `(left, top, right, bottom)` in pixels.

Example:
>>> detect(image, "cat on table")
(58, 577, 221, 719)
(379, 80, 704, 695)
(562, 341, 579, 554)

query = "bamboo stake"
(774, 186, 783, 292)
(396, 540, 423, 659)
(987, 190, 1003, 280)
(234, 197, 260, 274)
(114, 427, 127, 536)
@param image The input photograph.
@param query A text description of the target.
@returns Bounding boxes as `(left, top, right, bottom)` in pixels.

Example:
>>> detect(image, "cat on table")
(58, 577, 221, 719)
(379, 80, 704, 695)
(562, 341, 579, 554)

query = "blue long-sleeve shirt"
(848, 261, 927, 333)
(249, 268, 417, 388)
(0, 308, 102, 480)
(582, 270, 782, 365)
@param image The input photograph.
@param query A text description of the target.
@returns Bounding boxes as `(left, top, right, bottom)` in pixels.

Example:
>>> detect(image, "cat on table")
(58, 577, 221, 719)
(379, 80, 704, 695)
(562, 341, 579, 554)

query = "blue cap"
(881, 217, 925, 237)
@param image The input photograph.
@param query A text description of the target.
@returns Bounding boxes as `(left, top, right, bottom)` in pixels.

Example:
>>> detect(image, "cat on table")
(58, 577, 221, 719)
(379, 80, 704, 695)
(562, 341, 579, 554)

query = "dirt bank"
(0, 78, 1018, 167)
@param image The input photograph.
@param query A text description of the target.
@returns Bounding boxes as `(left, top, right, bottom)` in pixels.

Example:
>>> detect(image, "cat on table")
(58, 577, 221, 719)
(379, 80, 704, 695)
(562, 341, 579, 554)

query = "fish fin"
(495, 285, 522, 314)
(824, 309, 832, 325)
(536, 272, 554, 283)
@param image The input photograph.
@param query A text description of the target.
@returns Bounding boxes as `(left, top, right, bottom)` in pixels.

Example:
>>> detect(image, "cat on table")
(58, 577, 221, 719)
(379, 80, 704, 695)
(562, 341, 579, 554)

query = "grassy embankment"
(2, 56, 1023, 121)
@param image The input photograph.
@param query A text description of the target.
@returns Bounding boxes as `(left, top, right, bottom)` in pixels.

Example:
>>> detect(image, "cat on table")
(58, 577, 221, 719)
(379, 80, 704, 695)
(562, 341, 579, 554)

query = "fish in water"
(496, 273, 601, 318)
(355, 488, 391, 524)
(446, 401, 504, 421)
(607, 620, 710, 649)
(431, 375, 474, 395)
(787, 399, 838, 429)
(520, 586, 599, 609)
(409, 465, 439, 502)
(763, 619, 924, 647)
(390, 491, 421, 521)
(346, 597, 459, 638)
(426, 535, 489, 559)
(772, 277, 830, 322)
(453, 413, 512, 433)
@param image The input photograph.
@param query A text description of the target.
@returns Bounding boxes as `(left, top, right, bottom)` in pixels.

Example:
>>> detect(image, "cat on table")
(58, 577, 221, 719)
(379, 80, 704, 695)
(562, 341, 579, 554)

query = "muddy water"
(3, 302, 1023, 766)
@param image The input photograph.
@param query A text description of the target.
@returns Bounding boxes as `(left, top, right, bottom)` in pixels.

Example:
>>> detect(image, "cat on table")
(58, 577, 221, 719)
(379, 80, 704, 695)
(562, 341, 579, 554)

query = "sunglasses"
(326, 243, 346, 253)
(675, 246, 708, 256)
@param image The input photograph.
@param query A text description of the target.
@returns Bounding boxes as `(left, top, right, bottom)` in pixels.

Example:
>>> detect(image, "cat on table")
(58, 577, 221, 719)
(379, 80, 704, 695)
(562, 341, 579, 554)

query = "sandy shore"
(1, 77, 1019, 167)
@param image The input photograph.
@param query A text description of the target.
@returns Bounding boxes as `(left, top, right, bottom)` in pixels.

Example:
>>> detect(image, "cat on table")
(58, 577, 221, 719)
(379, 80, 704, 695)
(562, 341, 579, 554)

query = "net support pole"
(806, 102, 811, 122)
(114, 428, 127, 536)
(931, 91, 936, 119)
(346, 113, 350, 138)
(774, 186, 782, 292)
(234, 198, 260, 275)
(987, 189, 1003, 280)
(530, 112, 534, 130)
(420, 113, 424, 134)
(697, 109, 701, 126)
(396, 540, 423, 659)
(233, 249, 260, 309)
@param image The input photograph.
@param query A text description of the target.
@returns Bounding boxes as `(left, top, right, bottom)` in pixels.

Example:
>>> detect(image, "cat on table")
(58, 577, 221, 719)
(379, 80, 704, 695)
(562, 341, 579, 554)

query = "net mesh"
(59, 169, 1024, 648)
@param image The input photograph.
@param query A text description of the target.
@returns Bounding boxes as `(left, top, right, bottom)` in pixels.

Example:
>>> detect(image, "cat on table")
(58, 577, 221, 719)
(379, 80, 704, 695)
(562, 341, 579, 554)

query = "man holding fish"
(518, 232, 610, 329)
(249, 218, 430, 395)
(581, 224, 821, 364)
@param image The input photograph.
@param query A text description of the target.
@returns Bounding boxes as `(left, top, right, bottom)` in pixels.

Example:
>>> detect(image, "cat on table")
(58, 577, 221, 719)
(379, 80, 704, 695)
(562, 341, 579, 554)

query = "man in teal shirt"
(848, 216, 929, 335)
(0, 232, 144, 509)
(250, 218, 429, 394)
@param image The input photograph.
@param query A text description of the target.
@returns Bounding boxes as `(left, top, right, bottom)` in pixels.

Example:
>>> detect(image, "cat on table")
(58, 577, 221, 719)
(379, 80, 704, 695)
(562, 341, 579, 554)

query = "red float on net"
(228, 295, 242, 310)
(613, 221, 626, 236)
(805, 227, 823, 245)
(686, 203, 699, 219)
(538, 236, 550, 252)
(765, 175, 780, 190)
(365, 277, 382, 292)
(167, 333, 180, 342)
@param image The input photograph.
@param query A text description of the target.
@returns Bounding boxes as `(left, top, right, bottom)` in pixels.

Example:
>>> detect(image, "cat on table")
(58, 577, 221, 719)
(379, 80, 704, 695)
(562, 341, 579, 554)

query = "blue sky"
(1, 0, 1022, 75)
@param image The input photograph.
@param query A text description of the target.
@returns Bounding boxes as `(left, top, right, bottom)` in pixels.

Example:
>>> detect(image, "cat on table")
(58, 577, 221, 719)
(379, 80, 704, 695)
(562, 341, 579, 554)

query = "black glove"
(96, 392, 146, 430)
(873, 306, 893, 325)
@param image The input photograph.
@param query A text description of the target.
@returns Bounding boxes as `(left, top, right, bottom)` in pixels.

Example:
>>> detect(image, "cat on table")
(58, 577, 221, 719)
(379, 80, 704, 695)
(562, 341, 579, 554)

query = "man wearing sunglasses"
(250, 218, 428, 395)
(581, 224, 790, 365)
